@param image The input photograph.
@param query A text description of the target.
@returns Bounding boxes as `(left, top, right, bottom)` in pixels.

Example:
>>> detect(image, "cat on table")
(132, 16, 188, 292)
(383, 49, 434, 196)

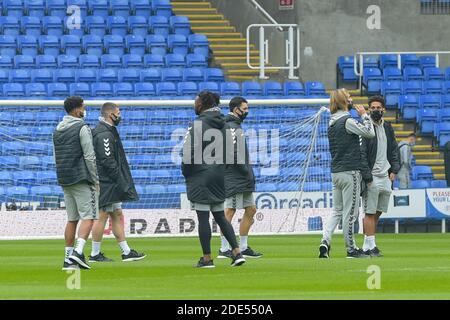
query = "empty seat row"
(364, 66, 447, 83)
(1, 0, 173, 18)
(0, 53, 208, 69)
(0, 34, 209, 57)
(0, 15, 190, 37)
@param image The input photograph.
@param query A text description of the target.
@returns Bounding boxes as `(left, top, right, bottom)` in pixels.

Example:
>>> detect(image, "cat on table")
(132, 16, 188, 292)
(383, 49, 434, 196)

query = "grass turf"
(1, 233, 450, 299)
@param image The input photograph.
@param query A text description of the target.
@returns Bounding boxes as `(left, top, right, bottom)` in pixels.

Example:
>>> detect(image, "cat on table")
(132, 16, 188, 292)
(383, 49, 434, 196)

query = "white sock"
(371, 236, 377, 250)
(74, 238, 86, 255)
(119, 241, 131, 255)
(91, 241, 101, 257)
(365, 235, 375, 250)
(239, 236, 248, 251)
(363, 235, 371, 252)
(65, 247, 73, 263)
(220, 236, 230, 252)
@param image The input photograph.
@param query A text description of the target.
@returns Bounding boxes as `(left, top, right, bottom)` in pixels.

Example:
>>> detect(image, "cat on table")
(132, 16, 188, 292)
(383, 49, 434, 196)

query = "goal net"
(0, 98, 334, 239)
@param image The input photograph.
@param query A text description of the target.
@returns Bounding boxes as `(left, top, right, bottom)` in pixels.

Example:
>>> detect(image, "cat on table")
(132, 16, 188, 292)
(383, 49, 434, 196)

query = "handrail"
(250, 0, 283, 31)
(353, 51, 450, 91)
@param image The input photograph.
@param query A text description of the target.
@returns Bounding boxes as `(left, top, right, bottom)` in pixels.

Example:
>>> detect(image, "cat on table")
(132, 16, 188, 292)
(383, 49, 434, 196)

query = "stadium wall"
(210, 0, 450, 88)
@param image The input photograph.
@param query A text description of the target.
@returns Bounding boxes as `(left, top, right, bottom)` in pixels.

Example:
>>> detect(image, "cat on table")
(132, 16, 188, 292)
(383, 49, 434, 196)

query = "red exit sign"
(279, 0, 294, 10)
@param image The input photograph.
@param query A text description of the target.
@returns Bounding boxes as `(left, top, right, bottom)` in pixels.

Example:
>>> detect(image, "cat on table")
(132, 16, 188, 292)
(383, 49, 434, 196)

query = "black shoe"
(319, 240, 330, 258)
(347, 248, 370, 259)
(122, 249, 146, 262)
(89, 252, 113, 263)
(241, 247, 263, 259)
(62, 260, 79, 271)
(231, 253, 246, 267)
(370, 247, 383, 257)
(217, 249, 232, 259)
(195, 257, 215, 268)
(68, 251, 91, 269)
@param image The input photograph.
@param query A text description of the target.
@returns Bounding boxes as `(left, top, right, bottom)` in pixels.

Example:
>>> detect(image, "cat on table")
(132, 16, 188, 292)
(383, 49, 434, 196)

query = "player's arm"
(181, 123, 194, 177)
(388, 124, 401, 174)
(80, 125, 99, 185)
(345, 106, 375, 139)
(94, 130, 119, 181)
(359, 137, 373, 183)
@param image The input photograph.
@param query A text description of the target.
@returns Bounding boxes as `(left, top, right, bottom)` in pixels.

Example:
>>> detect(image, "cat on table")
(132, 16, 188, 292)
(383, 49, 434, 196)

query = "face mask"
(111, 113, 121, 126)
(370, 110, 383, 122)
(237, 108, 248, 121)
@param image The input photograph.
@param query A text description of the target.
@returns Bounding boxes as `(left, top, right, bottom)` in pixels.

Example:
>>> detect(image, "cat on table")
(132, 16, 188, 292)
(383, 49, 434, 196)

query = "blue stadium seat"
(165, 54, 186, 68)
(411, 180, 430, 189)
(419, 55, 436, 69)
(0, 156, 19, 170)
(48, 83, 69, 96)
(14, 55, 34, 68)
(446, 67, 450, 81)
(25, 83, 47, 97)
(82, 35, 103, 56)
(183, 68, 205, 82)
(0, 56, 13, 68)
(13, 171, 36, 185)
(35, 111, 60, 125)
(152, 0, 172, 18)
(6, 186, 29, 200)
(186, 53, 207, 68)
(122, 54, 143, 68)
(417, 108, 439, 133)
(104, 35, 124, 56)
(30, 186, 54, 199)
(113, 82, 134, 96)
(263, 81, 283, 96)
(0, 172, 14, 186)
(20, 16, 41, 37)
(199, 82, 219, 93)
(170, 16, 191, 36)
(88, 0, 108, 16)
(32, 126, 54, 140)
(412, 166, 434, 180)
(381, 80, 402, 108)
(177, 82, 198, 95)
(9, 70, 31, 83)
(305, 81, 326, 95)
(61, 35, 81, 57)
(24, 0, 45, 17)
(162, 68, 183, 82)
(444, 81, 450, 94)
(204, 68, 224, 82)
(42, 16, 63, 37)
(167, 184, 186, 194)
(107, 16, 127, 37)
(110, 0, 130, 17)
(380, 54, 397, 69)
(242, 81, 262, 95)
(17, 35, 38, 57)
(156, 82, 178, 96)
(424, 67, 445, 81)
(399, 94, 420, 119)
(131, 0, 151, 16)
(400, 54, 420, 68)
(69, 83, 90, 96)
(304, 182, 322, 192)
(256, 183, 278, 192)
(135, 82, 156, 96)
(363, 67, 382, 86)
(0, 70, 8, 84)
(118, 69, 140, 83)
(126, 35, 146, 56)
(423, 80, 443, 94)
(57, 55, 78, 68)
(85, 15, 106, 37)
(167, 34, 188, 56)
(79, 54, 100, 68)
(431, 180, 447, 188)
(1, 142, 25, 155)
(39, 35, 60, 56)
(220, 82, 240, 96)
(100, 54, 122, 68)
(0, 111, 14, 126)
(19, 156, 40, 169)
(383, 67, 403, 81)
(421, 94, 441, 110)
(404, 67, 424, 81)
(0, 17, 20, 36)
(36, 54, 57, 68)
(0, 35, 17, 57)
(149, 16, 169, 37)
(92, 82, 113, 96)
(54, 68, 75, 83)
(128, 15, 148, 37)
(75, 69, 97, 83)
(403, 80, 423, 95)
(435, 123, 450, 147)
(440, 107, 450, 121)
(145, 185, 167, 194)
(144, 54, 165, 68)
(146, 35, 167, 56)
(98, 68, 118, 82)
(40, 156, 55, 169)
(284, 81, 305, 96)
(140, 69, 162, 82)
(188, 34, 209, 55)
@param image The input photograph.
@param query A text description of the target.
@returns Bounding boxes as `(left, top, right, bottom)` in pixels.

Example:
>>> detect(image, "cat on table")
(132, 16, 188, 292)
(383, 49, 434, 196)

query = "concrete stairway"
(172, 1, 280, 81)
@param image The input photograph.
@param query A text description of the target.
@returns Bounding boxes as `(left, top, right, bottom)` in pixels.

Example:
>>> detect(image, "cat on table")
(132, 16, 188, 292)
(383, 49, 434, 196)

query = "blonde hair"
(330, 88, 349, 114)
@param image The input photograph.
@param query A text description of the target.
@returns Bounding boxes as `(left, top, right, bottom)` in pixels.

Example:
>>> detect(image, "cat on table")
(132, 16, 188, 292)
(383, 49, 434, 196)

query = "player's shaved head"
(101, 102, 119, 117)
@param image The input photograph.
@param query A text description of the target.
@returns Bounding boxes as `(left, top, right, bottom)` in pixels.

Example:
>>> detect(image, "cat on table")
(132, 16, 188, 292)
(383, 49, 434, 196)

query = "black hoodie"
(182, 108, 227, 204)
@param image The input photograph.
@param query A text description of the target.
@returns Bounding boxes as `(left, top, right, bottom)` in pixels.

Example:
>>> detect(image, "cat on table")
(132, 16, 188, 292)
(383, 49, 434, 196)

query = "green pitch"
(1, 234, 450, 299)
